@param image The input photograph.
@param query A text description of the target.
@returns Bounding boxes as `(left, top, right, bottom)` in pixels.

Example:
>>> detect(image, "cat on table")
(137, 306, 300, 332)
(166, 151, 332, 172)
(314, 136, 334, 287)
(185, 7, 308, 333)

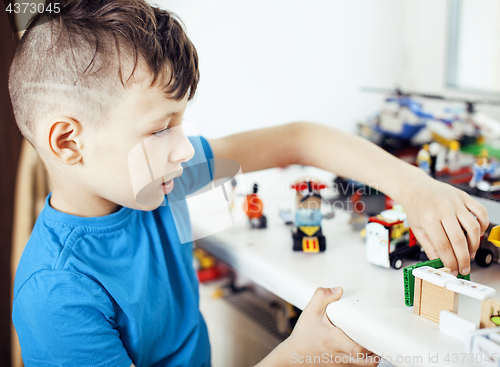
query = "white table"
(192, 166, 500, 367)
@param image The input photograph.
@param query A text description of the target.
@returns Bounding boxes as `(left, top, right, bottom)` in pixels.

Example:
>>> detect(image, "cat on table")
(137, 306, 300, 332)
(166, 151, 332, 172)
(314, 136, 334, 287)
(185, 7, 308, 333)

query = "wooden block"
(419, 280, 458, 323)
(440, 267, 451, 274)
(414, 277, 422, 316)
(480, 298, 500, 329)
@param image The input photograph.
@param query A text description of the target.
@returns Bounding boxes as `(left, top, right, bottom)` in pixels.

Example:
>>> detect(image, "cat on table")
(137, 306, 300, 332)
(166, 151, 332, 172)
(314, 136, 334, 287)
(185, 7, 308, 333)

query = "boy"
(9, 1, 488, 366)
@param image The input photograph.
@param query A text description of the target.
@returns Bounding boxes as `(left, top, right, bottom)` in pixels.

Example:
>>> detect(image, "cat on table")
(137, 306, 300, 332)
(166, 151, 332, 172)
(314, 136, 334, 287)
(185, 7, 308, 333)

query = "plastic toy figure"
(469, 150, 499, 189)
(416, 144, 431, 174)
(244, 183, 267, 229)
(290, 180, 331, 252)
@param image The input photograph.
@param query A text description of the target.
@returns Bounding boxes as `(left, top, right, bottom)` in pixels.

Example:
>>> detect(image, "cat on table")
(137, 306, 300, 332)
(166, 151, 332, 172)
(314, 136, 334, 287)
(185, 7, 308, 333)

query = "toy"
(244, 183, 267, 229)
(290, 180, 332, 253)
(327, 177, 386, 231)
(193, 248, 228, 282)
(412, 266, 458, 323)
(469, 150, 500, 189)
(439, 310, 477, 342)
(403, 264, 500, 362)
(361, 88, 500, 178)
(475, 224, 500, 268)
(480, 299, 500, 329)
(416, 144, 431, 174)
(365, 206, 426, 269)
(411, 266, 498, 328)
(403, 258, 470, 307)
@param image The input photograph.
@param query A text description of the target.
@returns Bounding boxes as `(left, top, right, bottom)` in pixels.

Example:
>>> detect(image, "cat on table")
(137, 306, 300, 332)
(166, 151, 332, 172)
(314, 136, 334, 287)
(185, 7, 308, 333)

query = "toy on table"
(364, 206, 427, 269)
(244, 183, 267, 229)
(193, 248, 228, 282)
(469, 150, 500, 191)
(475, 224, 500, 268)
(403, 258, 500, 362)
(416, 144, 431, 174)
(290, 179, 332, 253)
(325, 176, 386, 231)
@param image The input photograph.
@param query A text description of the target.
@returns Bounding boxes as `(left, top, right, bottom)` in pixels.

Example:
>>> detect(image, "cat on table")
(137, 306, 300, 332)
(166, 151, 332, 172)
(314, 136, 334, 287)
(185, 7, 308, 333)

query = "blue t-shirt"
(13, 136, 214, 367)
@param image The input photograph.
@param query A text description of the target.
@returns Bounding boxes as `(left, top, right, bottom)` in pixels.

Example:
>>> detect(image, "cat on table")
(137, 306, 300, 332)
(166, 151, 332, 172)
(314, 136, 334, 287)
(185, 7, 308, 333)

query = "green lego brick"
(461, 143, 500, 161)
(403, 258, 470, 307)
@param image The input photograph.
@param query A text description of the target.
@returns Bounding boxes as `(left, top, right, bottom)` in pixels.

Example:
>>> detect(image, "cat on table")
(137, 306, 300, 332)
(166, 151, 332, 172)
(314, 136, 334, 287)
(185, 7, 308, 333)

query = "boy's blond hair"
(9, 0, 199, 148)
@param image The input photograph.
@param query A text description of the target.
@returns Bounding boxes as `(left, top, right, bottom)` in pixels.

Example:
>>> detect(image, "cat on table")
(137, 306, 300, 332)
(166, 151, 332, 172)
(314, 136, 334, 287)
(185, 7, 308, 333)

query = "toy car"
(365, 207, 427, 269)
(291, 180, 330, 253)
(475, 224, 500, 268)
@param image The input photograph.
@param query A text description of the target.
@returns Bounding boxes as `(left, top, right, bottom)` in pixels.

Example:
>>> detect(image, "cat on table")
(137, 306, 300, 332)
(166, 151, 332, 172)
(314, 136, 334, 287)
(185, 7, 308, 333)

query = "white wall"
(400, 0, 500, 120)
(154, 0, 407, 138)
(153, 0, 500, 138)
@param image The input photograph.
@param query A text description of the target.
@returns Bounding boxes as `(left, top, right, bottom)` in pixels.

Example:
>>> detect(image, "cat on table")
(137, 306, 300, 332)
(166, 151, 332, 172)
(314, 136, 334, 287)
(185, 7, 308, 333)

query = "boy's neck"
(50, 188, 121, 217)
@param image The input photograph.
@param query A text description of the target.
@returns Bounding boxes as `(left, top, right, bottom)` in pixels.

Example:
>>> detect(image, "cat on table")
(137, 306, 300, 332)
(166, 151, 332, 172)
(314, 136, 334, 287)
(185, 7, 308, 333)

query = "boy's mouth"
(161, 179, 174, 195)
(160, 171, 182, 195)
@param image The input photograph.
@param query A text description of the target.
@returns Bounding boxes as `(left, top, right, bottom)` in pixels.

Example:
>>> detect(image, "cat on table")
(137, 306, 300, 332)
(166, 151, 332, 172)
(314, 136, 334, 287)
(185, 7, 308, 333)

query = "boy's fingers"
(305, 287, 343, 316)
(457, 209, 481, 258)
(442, 217, 471, 275)
(465, 199, 489, 235)
(425, 222, 459, 274)
(412, 227, 439, 260)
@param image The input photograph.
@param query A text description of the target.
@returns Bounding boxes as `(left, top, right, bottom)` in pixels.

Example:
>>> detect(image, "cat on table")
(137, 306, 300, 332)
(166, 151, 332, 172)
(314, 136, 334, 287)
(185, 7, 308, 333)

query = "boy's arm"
(208, 122, 489, 275)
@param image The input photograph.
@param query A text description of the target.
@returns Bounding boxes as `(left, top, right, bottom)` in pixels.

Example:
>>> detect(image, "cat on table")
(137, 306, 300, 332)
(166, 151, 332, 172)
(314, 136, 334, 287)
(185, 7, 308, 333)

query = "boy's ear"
(47, 117, 83, 165)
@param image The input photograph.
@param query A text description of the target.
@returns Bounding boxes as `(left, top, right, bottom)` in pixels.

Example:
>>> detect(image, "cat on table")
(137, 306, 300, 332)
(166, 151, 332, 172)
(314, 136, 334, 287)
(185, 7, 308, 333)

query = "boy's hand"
(259, 287, 379, 367)
(399, 174, 489, 276)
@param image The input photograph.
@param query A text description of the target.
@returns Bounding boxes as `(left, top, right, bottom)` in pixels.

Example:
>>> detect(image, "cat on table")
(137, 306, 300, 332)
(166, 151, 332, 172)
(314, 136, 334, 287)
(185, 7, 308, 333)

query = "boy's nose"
(169, 130, 195, 164)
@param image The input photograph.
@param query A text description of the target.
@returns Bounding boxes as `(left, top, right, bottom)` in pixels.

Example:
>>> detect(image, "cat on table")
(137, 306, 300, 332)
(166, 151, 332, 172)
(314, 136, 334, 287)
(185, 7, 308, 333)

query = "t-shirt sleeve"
(173, 135, 214, 197)
(13, 269, 132, 367)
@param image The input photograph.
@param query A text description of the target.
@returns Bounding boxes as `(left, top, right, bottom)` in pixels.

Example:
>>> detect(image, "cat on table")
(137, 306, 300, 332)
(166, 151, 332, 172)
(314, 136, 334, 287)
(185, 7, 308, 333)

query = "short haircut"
(9, 0, 199, 147)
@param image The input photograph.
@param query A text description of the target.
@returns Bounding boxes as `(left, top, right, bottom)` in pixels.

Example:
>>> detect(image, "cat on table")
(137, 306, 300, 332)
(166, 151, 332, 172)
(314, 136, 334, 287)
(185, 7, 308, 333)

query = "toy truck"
(365, 208, 427, 269)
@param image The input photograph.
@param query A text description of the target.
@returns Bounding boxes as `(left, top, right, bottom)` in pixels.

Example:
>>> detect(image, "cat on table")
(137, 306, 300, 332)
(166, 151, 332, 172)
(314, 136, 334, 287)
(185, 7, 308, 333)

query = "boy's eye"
(152, 127, 169, 137)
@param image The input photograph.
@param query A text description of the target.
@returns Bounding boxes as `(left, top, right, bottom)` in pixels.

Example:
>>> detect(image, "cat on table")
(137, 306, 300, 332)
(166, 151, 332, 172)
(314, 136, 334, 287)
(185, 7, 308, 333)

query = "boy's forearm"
(209, 121, 426, 202)
(295, 122, 428, 202)
(208, 122, 308, 173)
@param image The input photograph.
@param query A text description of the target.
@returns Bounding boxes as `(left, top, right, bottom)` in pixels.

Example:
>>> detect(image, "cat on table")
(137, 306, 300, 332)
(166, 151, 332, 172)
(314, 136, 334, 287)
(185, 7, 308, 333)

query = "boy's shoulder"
(13, 196, 138, 299)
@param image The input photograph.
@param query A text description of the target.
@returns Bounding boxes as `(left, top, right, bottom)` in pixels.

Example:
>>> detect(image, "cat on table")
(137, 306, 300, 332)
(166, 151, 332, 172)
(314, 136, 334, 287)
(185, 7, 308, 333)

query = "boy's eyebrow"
(148, 112, 175, 125)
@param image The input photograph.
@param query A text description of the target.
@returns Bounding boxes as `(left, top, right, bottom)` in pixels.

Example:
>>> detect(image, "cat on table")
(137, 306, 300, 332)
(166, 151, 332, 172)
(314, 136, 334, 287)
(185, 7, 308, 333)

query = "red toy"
(244, 183, 267, 229)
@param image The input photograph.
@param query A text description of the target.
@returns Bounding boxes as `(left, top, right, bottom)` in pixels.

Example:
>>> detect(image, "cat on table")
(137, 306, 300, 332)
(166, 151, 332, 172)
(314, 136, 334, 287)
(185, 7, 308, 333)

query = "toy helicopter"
(361, 87, 500, 154)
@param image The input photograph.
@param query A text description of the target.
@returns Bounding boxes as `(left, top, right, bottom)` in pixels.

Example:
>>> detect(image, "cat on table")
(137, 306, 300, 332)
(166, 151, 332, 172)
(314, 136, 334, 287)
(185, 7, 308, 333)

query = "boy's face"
(77, 72, 195, 212)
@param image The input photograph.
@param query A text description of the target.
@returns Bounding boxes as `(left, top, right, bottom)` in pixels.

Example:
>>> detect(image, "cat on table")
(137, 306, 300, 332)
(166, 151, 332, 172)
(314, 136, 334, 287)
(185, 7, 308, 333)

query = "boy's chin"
(131, 197, 167, 211)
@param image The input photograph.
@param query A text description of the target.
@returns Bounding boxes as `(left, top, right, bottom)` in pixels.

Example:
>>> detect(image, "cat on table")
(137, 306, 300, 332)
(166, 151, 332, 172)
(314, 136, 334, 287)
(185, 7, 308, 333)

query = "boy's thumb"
(304, 287, 343, 315)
